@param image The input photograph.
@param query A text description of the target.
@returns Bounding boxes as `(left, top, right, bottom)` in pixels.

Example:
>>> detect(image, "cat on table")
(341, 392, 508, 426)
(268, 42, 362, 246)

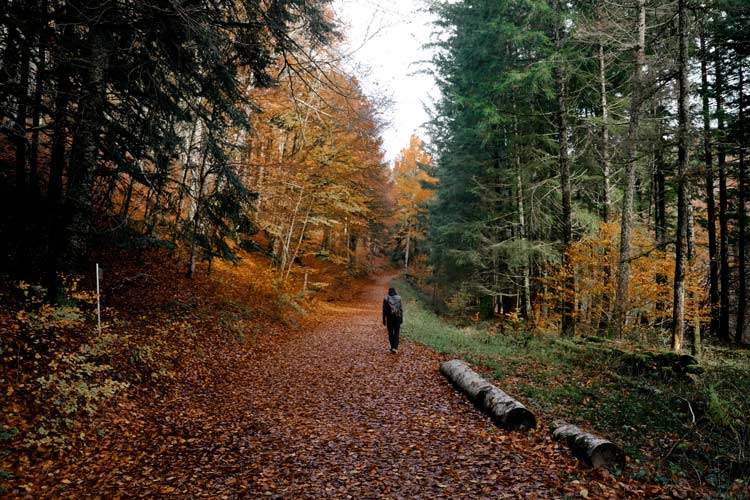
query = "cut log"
(439, 359, 536, 430)
(550, 420, 625, 469)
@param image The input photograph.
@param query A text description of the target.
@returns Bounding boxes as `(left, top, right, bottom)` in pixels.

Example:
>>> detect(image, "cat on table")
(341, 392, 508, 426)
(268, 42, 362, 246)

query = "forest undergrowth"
(395, 277, 750, 497)
(0, 247, 364, 495)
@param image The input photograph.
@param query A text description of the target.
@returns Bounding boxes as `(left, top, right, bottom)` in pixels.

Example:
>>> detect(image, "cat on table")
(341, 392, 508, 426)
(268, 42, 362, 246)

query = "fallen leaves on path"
(10, 275, 664, 498)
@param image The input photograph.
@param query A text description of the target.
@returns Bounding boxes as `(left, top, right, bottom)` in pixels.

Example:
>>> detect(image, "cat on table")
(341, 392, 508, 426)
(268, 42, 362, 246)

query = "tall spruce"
(672, 0, 690, 352)
(700, 16, 720, 338)
(614, 0, 646, 337)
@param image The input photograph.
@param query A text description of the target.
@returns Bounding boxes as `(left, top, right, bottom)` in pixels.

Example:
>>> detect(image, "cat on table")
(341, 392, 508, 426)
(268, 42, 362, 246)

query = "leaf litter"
(6, 274, 669, 498)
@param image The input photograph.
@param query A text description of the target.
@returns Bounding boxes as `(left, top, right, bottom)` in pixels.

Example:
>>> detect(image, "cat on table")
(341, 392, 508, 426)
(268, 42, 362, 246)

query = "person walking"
(382, 287, 403, 353)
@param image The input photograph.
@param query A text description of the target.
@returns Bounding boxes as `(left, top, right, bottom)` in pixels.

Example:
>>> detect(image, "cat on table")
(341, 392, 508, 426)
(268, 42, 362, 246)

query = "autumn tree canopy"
(0, 0, 392, 292)
(390, 135, 437, 270)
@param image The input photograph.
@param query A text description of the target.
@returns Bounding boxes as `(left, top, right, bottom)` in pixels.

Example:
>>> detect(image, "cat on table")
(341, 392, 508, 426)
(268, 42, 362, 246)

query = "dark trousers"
(387, 320, 401, 349)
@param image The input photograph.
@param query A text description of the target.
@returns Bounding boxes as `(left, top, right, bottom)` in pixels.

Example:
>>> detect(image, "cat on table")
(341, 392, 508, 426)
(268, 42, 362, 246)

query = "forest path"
(191, 273, 585, 498)
(37, 274, 603, 498)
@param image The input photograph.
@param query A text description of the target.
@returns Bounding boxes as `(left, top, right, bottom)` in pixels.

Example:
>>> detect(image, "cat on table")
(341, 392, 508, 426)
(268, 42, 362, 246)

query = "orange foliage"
(392, 135, 436, 213)
(390, 135, 437, 265)
(245, 65, 390, 279)
(540, 223, 708, 337)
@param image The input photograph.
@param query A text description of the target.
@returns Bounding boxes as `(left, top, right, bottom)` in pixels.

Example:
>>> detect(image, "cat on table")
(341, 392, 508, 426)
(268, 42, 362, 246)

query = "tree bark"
(14, 30, 31, 198)
(716, 51, 731, 342)
(0, 3, 21, 127)
(554, 0, 575, 337)
(279, 185, 305, 278)
(120, 177, 134, 221)
(550, 420, 625, 469)
(285, 202, 312, 282)
(173, 118, 201, 243)
(187, 125, 211, 278)
(653, 102, 667, 244)
(64, 25, 107, 266)
(44, 18, 74, 297)
(615, 0, 646, 337)
(11, 26, 32, 278)
(28, 0, 48, 202)
(687, 198, 695, 262)
(701, 19, 719, 338)
(737, 63, 746, 344)
(512, 105, 532, 320)
(672, 0, 689, 353)
(517, 172, 532, 320)
(599, 44, 611, 222)
(440, 360, 536, 431)
(692, 313, 703, 358)
(404, 226, 411, 270)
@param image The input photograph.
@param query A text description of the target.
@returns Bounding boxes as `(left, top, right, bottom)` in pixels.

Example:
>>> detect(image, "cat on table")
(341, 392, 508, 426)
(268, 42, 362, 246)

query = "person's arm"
(382, 299, 387, 325)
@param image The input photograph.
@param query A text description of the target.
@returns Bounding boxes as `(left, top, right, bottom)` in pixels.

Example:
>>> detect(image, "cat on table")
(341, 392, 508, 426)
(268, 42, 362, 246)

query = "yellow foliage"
(392, 135, 437, 228)
(390, 135, 438, 268)
(540, 222, 708, 337)
(245, 66, 390, 279)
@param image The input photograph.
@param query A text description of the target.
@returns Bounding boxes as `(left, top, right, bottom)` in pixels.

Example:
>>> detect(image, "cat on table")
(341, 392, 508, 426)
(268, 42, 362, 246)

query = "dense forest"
(2, 0, 750, 496)
(0, 0, 390, 294)
(413, 0, 750, 351)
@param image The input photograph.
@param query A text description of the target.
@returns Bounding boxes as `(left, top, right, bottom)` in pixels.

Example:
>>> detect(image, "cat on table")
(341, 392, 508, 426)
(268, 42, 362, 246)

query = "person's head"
(388, 287, 397, 296)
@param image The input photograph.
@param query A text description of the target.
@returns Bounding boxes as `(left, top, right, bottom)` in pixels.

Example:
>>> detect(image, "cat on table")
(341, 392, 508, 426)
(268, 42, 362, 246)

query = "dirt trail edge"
(31, 274, 632, 498)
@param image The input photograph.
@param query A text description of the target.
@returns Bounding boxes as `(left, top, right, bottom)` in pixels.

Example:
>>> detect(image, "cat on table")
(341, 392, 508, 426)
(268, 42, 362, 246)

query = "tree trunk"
(44, 18, 74, 298)
(517, 172, 532, 320)
(28, 0, 48, 202)
(672, 0, 689, 353)
(599, 43, 611, 222)
(692, 314, 703, 359)
(512, 106, 532, 320)
(145, 159, 168, 237)
(554, 0, 575, 337)
(700, 19, 719, 338)
(322, 226, 332, 251)
(615, 0, 646, 337)
(687, 197, 694, 262)
(120, 177, 134, 221)
(653, 115, 667, 244)
(187, 121, 212, 278)
(279, 185, 305, 277)
(12, 31, 32, 278)
(14, 33, 31, 198)
(716, 51, 731, 342)
(550, 420, 625, 469)
(440, 360, 536, 431)
(432, 260, 441, 307)
(0, 4, 20, 127)
(404, 227, 411, 270)
(64, 26, 107, 266)
(737, 63, 746, 344)
(285, 203, 312, 282)
(173, 118, 201, 243)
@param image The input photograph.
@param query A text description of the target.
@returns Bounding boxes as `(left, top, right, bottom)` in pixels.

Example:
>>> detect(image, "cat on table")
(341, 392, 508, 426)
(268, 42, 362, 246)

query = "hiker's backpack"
(386, 294, 403, 319)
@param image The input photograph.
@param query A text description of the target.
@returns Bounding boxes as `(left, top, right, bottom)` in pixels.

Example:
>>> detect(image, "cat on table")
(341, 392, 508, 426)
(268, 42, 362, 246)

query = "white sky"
(332, 0, 438, 164)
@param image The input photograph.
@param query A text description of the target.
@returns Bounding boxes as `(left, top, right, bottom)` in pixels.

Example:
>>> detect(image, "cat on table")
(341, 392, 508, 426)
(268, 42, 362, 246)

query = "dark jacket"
(382, 290, 403, 326)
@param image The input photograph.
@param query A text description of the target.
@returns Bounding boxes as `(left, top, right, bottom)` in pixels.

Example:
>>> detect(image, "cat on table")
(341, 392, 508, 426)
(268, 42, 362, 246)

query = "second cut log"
(550, 420, 625, 469)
